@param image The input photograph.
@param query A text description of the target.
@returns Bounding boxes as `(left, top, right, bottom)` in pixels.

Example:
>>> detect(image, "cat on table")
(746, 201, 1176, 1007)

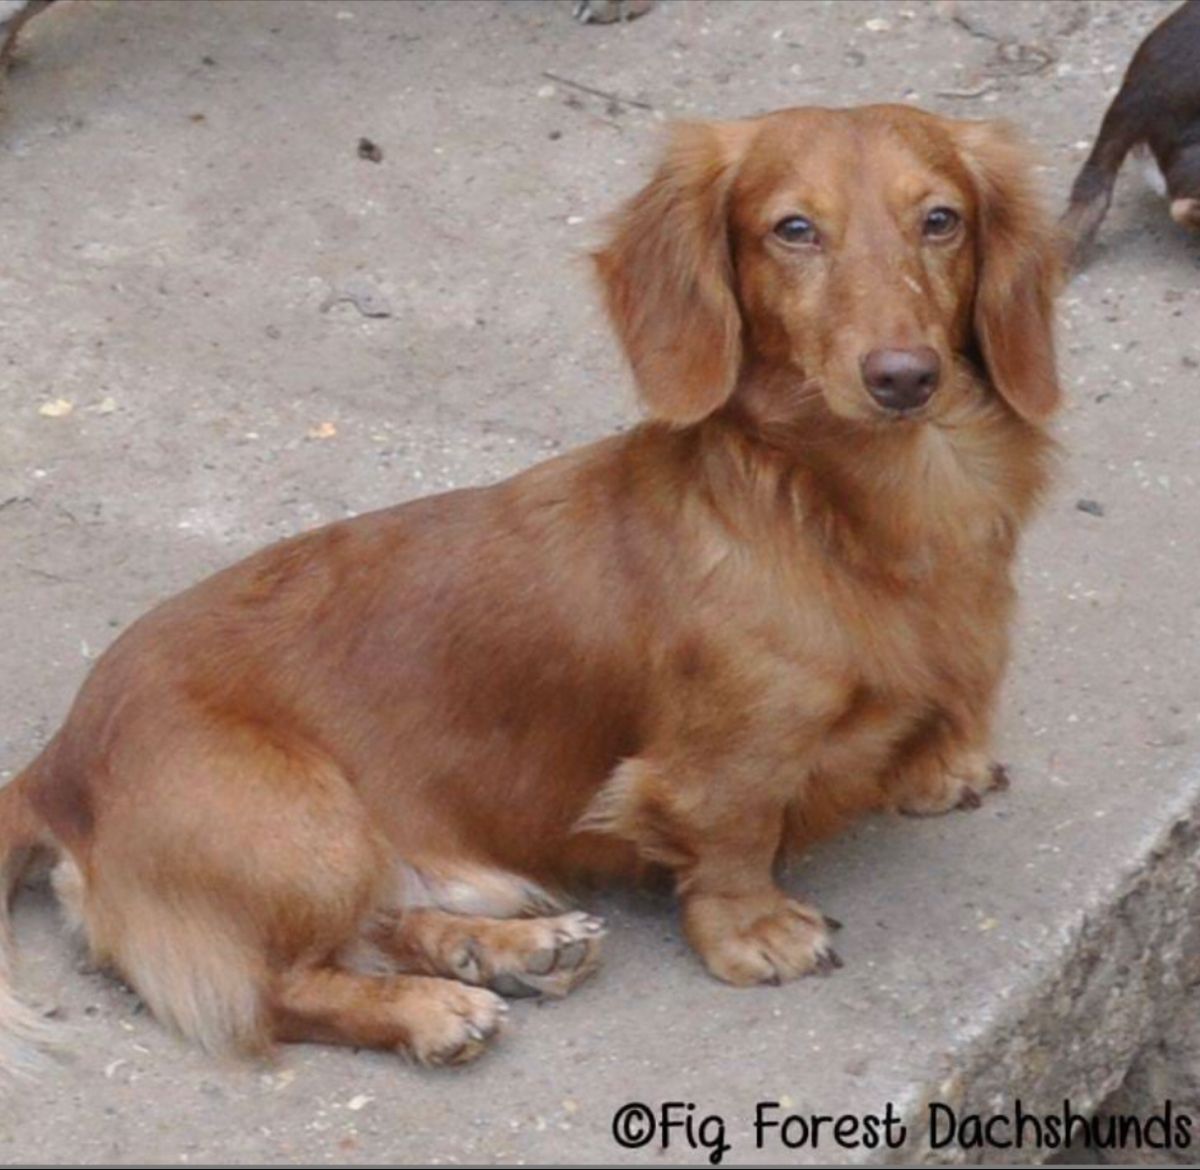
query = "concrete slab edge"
(873, 767, 1200, 1165)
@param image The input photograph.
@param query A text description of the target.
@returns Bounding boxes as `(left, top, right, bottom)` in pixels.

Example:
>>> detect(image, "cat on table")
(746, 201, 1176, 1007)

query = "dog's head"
(593, 105, 1061, 430)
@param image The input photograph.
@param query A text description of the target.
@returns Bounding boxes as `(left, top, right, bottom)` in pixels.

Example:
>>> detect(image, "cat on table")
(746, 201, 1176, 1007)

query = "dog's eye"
(923, 207, 961, 238)
(773, 215, 819, 247)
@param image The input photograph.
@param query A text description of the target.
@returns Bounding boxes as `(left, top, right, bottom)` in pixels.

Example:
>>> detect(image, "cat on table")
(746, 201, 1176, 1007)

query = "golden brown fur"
(0, 104, 1060, 1067)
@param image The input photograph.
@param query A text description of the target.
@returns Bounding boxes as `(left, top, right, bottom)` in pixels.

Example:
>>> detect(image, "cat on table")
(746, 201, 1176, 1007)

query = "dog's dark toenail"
(823, 914, 843, 932)
(958, 788, 982, 810)
(990, 763, 1011, 789)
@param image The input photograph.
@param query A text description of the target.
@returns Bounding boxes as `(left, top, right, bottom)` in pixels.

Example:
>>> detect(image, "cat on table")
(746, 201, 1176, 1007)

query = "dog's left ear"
(955, 120, 1063, 424)
(593, 121, 754, 425)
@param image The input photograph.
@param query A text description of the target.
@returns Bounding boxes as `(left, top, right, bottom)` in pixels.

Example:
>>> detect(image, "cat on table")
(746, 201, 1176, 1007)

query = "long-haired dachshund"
(0, 104, 1060, 1069)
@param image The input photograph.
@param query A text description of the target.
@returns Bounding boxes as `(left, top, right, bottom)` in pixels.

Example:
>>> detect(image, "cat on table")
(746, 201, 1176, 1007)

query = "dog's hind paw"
(409, 982, 508, 1067)
(486, 911, 606, 999)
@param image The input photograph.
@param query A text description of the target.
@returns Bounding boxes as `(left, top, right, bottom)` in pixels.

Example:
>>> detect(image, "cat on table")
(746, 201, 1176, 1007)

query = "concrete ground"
(0, 0, 1197, 1164)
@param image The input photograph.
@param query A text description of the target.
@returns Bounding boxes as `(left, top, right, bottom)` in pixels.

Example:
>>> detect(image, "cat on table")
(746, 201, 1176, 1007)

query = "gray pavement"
(0, 1, 1198, 1164)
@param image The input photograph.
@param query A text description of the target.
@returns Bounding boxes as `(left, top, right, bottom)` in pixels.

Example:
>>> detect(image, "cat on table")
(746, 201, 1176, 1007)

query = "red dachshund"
(0, 104, 1060, 1068)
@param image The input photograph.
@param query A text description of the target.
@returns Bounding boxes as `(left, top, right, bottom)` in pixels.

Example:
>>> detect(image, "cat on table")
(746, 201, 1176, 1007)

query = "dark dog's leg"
(0, 0, 55, 70)
(1164, 142, 1200, 229)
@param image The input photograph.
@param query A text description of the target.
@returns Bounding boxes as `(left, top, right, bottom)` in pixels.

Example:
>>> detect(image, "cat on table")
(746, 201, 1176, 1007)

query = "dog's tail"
(1060, 100, 1142, 266)
(0, 765, 57, 1076)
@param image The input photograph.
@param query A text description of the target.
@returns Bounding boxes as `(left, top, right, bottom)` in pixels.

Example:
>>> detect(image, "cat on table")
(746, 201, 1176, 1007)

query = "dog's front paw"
(893, 752, 1009, 816)
(683, 891, 841, 987)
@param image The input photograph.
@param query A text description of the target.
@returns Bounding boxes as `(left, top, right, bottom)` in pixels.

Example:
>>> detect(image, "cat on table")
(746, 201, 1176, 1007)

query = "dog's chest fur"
(660, 420, 1028, 785)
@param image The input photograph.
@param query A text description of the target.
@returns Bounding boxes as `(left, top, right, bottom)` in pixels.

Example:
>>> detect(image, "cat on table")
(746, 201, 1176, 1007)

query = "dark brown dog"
(1063, 0, 1200, 264)
(0, 0, 53, 70)
(0, 104, 1060, 1069)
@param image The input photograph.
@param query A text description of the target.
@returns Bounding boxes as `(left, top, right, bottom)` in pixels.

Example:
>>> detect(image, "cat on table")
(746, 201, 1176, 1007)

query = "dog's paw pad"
(487, 911, 606, 999)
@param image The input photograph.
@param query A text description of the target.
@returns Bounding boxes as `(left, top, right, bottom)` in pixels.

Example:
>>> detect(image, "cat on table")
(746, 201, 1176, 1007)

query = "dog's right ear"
(953, 119, 1063, 425)
(593, 121, 753, 426)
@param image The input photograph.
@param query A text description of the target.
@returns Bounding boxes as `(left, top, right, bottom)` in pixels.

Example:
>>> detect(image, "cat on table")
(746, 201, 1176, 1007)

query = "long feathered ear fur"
(955, 120, 1064, 424)
(592, 121, 753, 425)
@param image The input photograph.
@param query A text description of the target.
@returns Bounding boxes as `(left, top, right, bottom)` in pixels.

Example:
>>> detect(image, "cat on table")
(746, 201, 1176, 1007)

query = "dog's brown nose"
(861, 347, 941, 413)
